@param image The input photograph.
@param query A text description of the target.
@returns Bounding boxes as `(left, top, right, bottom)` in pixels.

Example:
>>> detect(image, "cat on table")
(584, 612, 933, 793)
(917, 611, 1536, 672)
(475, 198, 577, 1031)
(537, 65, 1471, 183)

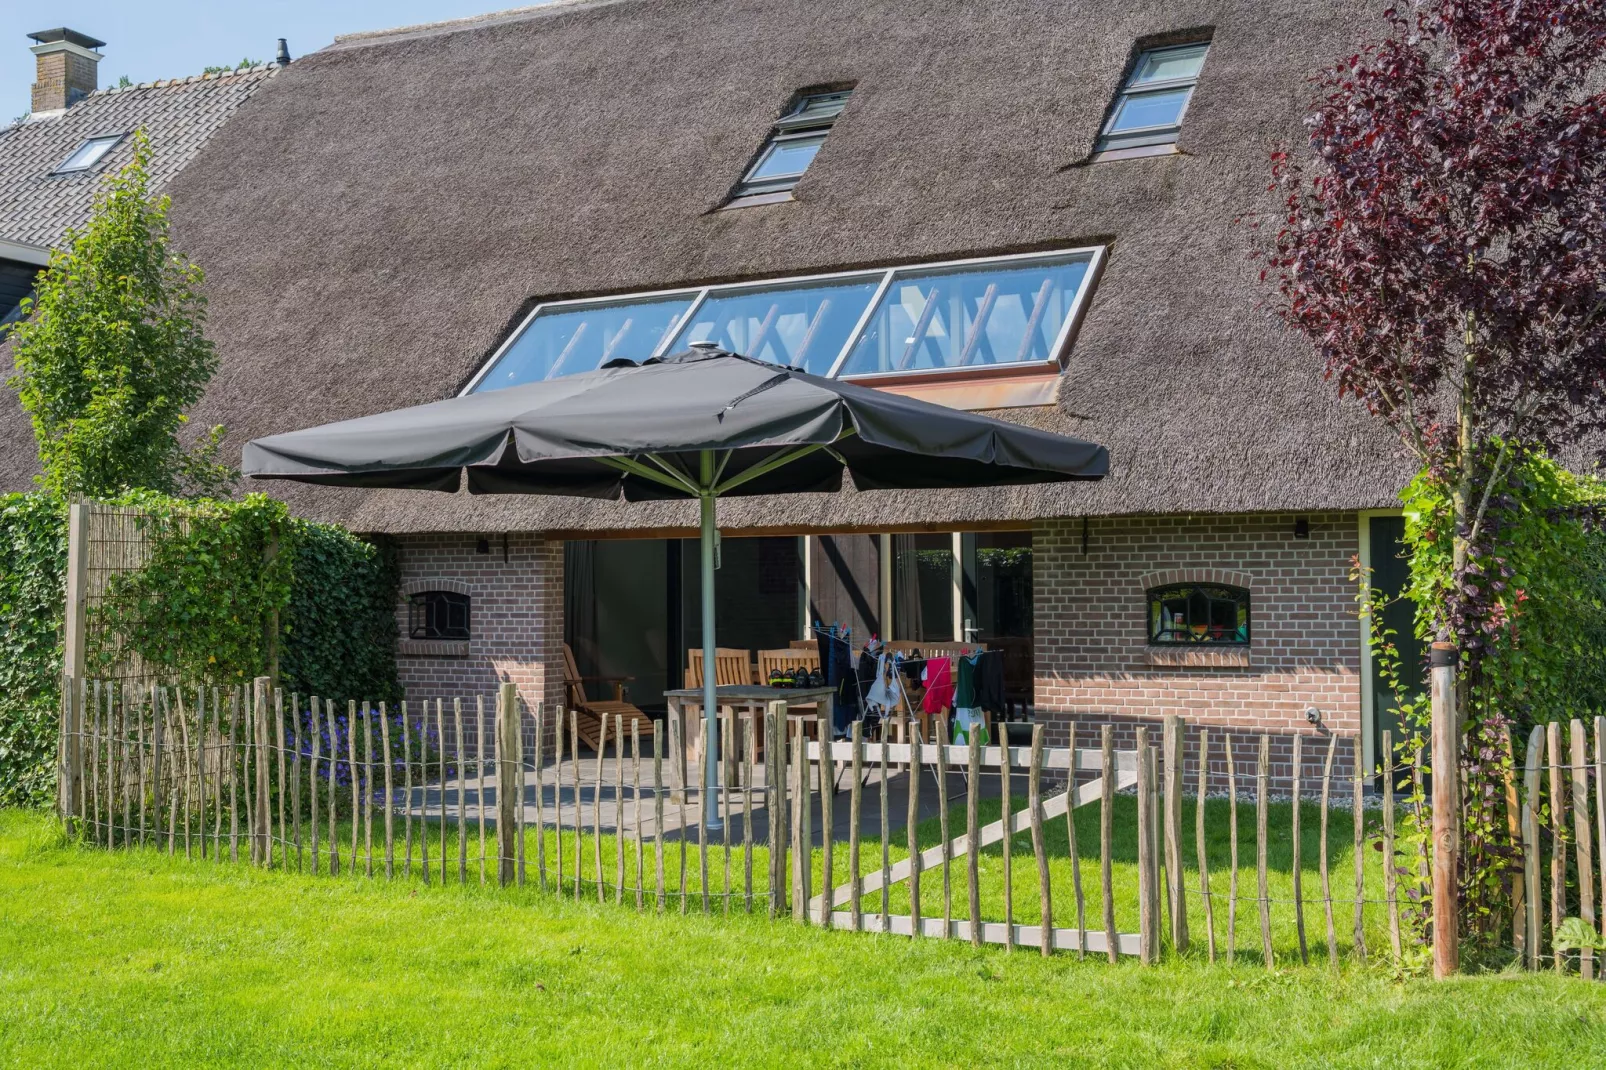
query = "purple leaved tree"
(1263, 0, 1606, 646)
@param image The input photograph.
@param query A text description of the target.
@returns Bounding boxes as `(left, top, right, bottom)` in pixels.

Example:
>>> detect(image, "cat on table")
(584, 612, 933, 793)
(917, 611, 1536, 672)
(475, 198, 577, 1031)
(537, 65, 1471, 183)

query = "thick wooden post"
(496, 683, 519, 886)
(1428, 641, 1459, 979)
(60, 502, 90, 823)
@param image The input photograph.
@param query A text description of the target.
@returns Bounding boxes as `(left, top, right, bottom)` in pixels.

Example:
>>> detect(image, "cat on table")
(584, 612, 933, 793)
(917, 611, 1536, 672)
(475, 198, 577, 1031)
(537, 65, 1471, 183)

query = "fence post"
(60, 676, 81, 827)
(1136, 725, 1157, 965)
(253, 677, 272, 866)
(496, 683, 519, 886)
(60, 501, 90, 824)
(1163, 714, 1188, 953)
(1429, 641, 1459, 979)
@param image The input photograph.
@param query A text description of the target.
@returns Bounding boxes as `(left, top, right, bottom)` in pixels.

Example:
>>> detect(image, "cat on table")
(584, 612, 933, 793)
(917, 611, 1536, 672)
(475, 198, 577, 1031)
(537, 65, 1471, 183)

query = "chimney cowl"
(27, 28, 107, 51)
(275, 38, 291, 67)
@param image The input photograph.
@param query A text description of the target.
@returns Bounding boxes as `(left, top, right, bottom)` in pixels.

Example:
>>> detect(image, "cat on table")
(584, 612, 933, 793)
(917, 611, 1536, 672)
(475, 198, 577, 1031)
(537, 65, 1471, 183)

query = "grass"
(4, 806, 1606, 1068)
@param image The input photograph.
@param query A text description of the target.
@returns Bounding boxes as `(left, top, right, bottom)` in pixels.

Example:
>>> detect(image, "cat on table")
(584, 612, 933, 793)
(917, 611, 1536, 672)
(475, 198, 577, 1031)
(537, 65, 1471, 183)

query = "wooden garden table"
(665, 685, 836, 768)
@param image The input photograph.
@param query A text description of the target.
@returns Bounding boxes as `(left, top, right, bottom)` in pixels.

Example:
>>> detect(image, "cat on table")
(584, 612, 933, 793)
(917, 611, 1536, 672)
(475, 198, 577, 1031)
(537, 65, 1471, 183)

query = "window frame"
(1096, 42, 1210, 154)
(730, 89, 853, 203)
(51, 133, 125, 176)
(408, 590, 472, 642)
(1145, 582, 1251, 647)
(460, 246, 1107, 394)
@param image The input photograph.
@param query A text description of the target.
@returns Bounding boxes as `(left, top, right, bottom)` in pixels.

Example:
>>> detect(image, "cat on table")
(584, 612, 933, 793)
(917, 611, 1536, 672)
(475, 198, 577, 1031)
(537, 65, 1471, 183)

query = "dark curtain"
(893, 534, 924, 641)
(564, 540, 598, 685)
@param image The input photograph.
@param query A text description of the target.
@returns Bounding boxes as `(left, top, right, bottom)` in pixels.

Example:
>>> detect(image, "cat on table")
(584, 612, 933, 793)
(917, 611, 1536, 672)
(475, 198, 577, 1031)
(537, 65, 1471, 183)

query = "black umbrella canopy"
(243, 347, 1108, 498)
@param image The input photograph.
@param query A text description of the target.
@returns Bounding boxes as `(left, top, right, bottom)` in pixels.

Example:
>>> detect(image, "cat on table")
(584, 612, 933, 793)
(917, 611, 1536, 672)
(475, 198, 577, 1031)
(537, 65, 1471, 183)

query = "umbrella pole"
(699, 455, 723, 832)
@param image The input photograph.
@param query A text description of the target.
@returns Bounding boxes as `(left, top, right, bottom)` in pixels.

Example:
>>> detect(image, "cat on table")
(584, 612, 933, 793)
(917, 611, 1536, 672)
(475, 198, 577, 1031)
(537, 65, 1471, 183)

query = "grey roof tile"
(0, 64, 279, 250)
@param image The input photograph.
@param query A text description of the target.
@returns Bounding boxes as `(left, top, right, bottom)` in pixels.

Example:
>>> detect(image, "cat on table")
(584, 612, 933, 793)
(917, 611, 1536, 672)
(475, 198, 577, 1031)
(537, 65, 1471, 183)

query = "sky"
(2, 1, 549, 119)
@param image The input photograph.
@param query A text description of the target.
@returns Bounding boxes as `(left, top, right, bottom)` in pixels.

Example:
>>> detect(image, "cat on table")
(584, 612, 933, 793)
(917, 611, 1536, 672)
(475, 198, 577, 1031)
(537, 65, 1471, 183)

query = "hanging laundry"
(864, 652, 906, 719)
(921, 657, 954, 714)
(951, 707, 989, 745)
(953, 654, 977, 710)
(816, 629, 858, 735)
(974, 650, 1008, 721)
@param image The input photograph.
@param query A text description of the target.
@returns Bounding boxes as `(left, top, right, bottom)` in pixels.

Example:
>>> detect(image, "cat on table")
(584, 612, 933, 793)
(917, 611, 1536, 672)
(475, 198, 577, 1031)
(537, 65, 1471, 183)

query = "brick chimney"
(28, 28, 105, 115)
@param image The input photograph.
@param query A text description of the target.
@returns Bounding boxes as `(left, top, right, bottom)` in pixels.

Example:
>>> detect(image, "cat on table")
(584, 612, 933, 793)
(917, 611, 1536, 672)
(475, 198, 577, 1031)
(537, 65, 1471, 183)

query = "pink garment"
(921, 658, 955, 714)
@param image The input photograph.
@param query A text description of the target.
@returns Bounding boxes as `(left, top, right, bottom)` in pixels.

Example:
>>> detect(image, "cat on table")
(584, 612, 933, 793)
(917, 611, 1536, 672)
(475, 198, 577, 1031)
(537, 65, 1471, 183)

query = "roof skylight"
(52, 134, 123, 175)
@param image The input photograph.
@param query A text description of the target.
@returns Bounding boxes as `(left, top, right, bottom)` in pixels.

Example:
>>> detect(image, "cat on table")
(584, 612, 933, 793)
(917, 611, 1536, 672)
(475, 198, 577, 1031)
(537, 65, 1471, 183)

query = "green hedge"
(281, 523, 400, 706)
(0, 492, 400, 807)
(0, 495, 66, 807)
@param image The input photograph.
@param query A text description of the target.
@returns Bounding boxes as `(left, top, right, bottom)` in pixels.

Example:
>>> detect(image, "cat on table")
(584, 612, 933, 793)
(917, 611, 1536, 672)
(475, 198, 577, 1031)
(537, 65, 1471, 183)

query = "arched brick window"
(1146, 583, 1250, 646)
(407, 589, 471, 640)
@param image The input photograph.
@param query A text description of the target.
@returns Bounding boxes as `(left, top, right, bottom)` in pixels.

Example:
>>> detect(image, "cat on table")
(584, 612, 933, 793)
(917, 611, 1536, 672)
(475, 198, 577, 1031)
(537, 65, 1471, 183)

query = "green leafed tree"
(5, 128, 234, 499)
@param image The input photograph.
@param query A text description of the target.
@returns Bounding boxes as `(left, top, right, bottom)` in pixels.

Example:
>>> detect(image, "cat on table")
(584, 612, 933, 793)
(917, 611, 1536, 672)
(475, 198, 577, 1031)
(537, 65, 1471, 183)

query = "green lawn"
(2, 808, 1603, 1068)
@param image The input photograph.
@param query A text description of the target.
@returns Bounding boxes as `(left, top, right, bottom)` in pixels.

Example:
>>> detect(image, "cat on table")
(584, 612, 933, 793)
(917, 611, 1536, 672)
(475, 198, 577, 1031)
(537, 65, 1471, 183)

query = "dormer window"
(1095, 42, 1209, 158)
(728, 89, 851, 207)
(53, 134, 123, 175)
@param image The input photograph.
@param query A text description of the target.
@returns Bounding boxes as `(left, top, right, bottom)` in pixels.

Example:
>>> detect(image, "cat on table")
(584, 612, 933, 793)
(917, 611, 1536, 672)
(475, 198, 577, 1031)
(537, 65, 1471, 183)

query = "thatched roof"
(0, 0, 1414, 535)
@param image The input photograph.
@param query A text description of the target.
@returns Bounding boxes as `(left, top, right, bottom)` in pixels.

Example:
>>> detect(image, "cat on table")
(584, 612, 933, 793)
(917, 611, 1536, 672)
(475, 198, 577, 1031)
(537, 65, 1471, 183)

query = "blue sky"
(3, 1, 545, 120)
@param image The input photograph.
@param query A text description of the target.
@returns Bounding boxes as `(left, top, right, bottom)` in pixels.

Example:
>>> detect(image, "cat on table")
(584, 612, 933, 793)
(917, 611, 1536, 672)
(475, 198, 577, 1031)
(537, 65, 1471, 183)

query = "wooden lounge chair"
(562, 642, 655, 752)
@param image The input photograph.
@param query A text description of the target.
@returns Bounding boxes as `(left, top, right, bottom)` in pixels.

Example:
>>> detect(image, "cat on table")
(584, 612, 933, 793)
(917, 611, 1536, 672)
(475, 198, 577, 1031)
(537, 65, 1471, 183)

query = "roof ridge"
(330, 0, 634, 49)
(92, 62, 282, 98)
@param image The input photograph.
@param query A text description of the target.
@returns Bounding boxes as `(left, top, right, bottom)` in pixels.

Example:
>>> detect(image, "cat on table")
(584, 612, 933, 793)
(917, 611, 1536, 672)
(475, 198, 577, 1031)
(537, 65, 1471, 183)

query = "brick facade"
(394, 533, 564, 753)
(386, 511, 1368, 790)
(1032, 511, 1363, 787)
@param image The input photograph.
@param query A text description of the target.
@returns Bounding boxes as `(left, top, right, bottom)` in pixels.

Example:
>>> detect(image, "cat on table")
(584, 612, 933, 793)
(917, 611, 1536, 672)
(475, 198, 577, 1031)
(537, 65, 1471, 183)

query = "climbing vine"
(89, 492, 293, 685)
(1362, 450, 1606, 959)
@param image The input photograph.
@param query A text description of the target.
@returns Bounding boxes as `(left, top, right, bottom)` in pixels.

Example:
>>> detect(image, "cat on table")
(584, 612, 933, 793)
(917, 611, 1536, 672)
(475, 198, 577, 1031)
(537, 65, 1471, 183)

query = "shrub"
(281, 524, 400, 706)
(0, 495, 66, 807)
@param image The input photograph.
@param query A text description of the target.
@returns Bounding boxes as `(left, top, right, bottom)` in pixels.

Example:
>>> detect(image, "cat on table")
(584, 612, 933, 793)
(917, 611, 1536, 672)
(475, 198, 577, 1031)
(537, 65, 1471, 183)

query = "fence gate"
(797, 729, 1148, 958)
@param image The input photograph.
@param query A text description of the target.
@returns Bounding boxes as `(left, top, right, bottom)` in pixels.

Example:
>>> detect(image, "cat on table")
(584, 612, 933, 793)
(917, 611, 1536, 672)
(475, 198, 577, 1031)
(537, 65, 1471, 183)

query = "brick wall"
(1033, 511, 1363, 786)
(30, 51, 98, 113)
(393, 533, 563, 754)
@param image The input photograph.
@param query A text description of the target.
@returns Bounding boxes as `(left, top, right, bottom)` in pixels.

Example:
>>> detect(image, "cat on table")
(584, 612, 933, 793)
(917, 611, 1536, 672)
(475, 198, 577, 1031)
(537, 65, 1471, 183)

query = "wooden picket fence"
(53, 673, 1606, 973)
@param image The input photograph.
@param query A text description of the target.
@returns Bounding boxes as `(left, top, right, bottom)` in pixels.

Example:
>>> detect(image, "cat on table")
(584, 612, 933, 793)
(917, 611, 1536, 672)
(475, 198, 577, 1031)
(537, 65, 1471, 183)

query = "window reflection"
(838, 256, 1091, 377)
(669, 276, 880, 376)
(471, 294, 694, 390)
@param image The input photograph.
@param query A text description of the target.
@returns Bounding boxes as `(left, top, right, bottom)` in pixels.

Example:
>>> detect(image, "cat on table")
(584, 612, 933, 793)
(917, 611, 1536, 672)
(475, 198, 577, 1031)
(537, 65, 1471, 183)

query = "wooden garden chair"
(561, 642, 655, 752)
(757, 647, 824, 722)
(685, 647, 754, 689)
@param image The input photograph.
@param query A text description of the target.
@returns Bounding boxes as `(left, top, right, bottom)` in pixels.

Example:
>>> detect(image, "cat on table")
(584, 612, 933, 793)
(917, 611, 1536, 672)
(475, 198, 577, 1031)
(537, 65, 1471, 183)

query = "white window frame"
(52, 133, 124, 175)
(1096, 42, 1210, 154)
(460, 246, 1107, 395)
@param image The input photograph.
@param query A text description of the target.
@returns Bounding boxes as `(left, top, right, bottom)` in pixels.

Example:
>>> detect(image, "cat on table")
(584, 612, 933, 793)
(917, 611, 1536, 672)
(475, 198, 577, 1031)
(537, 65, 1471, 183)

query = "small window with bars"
(1147, 583, 1249, 645)
(409, 590, 471, 641)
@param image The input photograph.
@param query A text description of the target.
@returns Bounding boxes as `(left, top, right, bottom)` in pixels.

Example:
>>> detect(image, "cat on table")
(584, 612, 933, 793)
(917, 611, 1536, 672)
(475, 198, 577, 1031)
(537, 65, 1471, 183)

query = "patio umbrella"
(244, 346, 1109, 828)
